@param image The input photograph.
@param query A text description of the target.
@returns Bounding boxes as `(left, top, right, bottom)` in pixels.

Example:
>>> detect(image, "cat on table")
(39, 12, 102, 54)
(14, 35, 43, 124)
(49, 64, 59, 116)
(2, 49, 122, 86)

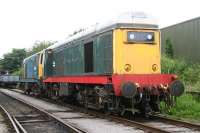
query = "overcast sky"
(0, 0, 199, 58)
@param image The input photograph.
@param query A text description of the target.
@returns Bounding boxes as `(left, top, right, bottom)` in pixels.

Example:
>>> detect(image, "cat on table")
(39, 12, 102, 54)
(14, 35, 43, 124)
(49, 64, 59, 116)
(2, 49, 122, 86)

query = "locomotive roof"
(49, 12, 158, 48)
(24, 12, 158, 62)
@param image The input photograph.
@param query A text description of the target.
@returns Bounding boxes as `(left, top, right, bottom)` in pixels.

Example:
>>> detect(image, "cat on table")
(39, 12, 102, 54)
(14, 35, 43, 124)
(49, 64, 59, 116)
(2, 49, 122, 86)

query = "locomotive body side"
(22, 12, 185, 115)
(21, 52, 44, 94)
(23, 54, 40, 82)
(44, 31, 113, 77)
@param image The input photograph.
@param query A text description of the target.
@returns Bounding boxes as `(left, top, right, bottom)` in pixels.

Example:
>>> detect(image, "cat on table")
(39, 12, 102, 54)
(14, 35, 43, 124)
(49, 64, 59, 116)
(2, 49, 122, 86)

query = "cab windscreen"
(127, 31, 154, 43)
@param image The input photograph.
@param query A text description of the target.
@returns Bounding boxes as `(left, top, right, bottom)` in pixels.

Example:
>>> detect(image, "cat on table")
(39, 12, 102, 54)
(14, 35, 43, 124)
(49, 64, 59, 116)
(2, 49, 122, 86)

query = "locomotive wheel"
(169, 80, 185, 96)
(121, 82, 137, 98)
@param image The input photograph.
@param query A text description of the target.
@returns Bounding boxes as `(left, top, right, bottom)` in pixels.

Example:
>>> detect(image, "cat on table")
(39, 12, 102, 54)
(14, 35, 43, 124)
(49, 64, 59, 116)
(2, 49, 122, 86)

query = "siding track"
(1, 88, 200, 133)
(0, 91, 85, 133)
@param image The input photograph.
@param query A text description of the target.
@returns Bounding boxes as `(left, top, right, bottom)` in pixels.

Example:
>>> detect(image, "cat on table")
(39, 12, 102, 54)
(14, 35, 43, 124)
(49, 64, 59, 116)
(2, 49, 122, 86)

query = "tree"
(165, 38, 174, 58)
(0, 59, 4, 73)
(0, 40, 55, 74)
(0, 49, 26, 73)
(26, 40, 55, 57)
(0, 58, 2, 69)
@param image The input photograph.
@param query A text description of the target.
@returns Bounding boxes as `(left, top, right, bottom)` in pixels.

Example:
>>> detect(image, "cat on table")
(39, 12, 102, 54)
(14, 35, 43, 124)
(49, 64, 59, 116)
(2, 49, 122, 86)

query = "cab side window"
(84, 41, 94, 73)
(40, 53, 43, 64)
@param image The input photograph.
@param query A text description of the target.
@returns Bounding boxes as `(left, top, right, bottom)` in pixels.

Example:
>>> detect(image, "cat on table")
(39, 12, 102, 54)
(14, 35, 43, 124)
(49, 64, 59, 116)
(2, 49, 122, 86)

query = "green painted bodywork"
(44, 31, 113, 77)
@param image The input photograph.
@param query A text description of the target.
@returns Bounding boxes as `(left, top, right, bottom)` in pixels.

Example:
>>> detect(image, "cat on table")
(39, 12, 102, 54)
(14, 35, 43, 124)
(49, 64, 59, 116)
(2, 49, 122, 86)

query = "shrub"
(165, 38, 174, 58)
(161, 55, 200, 121)
(167, 94, 200, 121)
(161, 55, 200, 85)
(161, 55, 187, 75)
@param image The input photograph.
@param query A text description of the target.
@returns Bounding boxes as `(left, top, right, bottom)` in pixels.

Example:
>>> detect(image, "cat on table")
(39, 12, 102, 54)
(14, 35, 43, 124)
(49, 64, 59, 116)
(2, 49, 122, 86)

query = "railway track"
(0, 91, 85, 133)
(37, 93, 200, 133)
(149, 114, 200, 131)
(55, 101, 200, 133)
(34, 91, 200, 133)
(0, 105, 19, 133)
(1, 88, 200, 133)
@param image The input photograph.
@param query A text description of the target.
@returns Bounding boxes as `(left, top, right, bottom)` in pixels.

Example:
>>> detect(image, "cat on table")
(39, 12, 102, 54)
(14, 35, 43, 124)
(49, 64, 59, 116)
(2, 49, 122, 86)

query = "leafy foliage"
(165, 38, 174, 58)
(12, 68, 23, 75)
(0, 59, 3, 70)
(161, 55, 200, 85)
(163, 94, 200, 121)
(26, 40, 54, 57)
(161, 55, 200, 121)
(0, 49, 26, 73)
(0, 40, 55, 74)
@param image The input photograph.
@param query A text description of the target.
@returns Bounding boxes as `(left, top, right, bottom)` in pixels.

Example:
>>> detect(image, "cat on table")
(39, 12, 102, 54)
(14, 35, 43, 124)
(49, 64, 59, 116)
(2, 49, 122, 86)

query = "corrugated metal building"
(161, 17, 200, 62)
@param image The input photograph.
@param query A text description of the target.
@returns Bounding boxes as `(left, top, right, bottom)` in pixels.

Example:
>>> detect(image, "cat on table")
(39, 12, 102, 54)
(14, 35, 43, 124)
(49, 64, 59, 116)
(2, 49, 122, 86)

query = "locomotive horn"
(169, 80, 185, 96)
(121, 82, 137, 98)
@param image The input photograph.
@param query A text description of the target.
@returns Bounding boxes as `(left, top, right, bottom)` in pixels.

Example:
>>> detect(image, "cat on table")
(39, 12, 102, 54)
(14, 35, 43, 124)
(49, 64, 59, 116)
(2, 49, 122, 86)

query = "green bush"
(12, 68, 22, 76)
(161, 55, 187, 75)
(161, 55, 200, 121)
(165, 38, 174, 58)
(167, 94, 200, 121)
(161, 55, 200, 87)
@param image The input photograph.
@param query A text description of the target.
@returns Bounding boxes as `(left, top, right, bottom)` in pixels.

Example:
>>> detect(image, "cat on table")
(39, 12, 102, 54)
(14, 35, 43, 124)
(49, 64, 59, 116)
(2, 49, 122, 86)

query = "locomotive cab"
(113, 29, 161, 74)
(109, 13, 184, 114)
(112, 27, 184, 114)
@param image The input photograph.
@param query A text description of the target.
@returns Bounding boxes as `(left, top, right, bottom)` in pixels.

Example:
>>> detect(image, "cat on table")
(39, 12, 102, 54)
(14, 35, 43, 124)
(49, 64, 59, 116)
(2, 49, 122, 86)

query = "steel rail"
(12, 89, 171, 133)
(10, 89, 170, 133)
(10, 89, 200, 133)
(108, 115, 170, 133)
(13, 116, 28, 133)
(43, 99, 170, 133)
(0, 105, 20, 133)
(0, 91, 87, 133)
(151, 114, 200, 131)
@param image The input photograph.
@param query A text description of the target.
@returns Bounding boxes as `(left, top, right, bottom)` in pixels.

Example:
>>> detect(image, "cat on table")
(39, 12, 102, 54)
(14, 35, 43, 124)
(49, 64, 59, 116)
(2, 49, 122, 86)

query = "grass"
(161, 94, 200, 121)
(161, 55, 200, 121)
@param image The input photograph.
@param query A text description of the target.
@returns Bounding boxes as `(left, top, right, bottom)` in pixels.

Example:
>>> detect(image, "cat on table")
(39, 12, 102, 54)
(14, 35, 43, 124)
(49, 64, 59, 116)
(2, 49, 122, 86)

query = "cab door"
(38, 51, 45, 79)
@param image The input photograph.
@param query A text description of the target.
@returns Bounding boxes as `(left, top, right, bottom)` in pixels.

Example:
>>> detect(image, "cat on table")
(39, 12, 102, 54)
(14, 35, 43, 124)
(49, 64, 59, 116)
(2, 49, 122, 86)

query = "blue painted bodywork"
(24, 54, 39, 82)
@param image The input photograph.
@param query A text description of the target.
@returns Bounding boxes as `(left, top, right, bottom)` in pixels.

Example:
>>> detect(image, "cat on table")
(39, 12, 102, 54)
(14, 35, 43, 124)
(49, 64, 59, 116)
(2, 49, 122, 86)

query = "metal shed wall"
(161, 17, 200, 62)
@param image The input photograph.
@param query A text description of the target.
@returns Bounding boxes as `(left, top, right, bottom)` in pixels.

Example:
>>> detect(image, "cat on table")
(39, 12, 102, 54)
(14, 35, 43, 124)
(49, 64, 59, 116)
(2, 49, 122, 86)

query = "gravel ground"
(0, 112, 10, 133)
(145, 121, 199, 133)
(0, 89, 144, 133)
(0, 90, 70, 133)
